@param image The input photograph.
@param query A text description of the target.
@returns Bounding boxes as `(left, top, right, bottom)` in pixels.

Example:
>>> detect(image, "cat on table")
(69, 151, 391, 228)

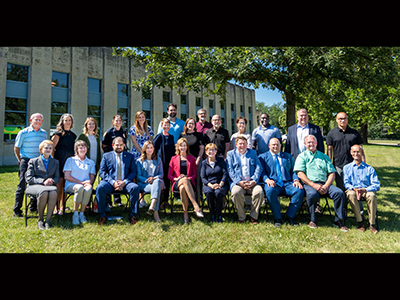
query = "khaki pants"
(231, 184, 264, 221)
(345, 190, 377, 225)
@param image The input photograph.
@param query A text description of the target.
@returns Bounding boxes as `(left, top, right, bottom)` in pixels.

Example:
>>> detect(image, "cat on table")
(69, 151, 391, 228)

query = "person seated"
(294, 134, 349, 231)
(226, 135, 264, 224)
(63, 140, 96, 225)
(96, 137, 140, 225)
(258, 138, 304, 227)
(136, 141, 165, 223)
(343, 144, 380, 233)
(200, 143, 229, 223)
(168, 138, 204, 224)
(25, 140, 59, 230)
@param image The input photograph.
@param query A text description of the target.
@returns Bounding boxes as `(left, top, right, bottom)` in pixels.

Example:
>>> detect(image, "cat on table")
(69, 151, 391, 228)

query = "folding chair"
(24, 191, 59, 227)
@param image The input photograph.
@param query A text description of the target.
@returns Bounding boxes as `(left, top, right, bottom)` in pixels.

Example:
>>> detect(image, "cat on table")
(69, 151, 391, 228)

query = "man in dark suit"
(259, 138, 304, 227)
(96, 137, 140, 225)
(284, 108, 324, 161)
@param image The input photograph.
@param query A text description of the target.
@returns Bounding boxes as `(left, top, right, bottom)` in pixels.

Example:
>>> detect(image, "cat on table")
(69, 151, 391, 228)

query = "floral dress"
(128, 125, 154, 160)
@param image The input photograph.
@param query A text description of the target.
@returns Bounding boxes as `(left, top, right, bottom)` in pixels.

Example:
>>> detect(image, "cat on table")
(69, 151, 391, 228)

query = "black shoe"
(217, 215, 223, 223)
(210, 215, 216, 223)
(13, 211, 23, 218)
(287, 216, 299, 226)
(274, 219, 282, 227)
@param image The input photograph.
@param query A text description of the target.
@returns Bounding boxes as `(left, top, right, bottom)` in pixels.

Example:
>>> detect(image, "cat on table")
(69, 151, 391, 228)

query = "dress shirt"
(274, 153, 287, 182)
(294, 149, 336, 183)
(114, 151, 125, 182)
(239, 151, 251, 181)
(296, 123, 309, 154)
(343, 161, 380, 192)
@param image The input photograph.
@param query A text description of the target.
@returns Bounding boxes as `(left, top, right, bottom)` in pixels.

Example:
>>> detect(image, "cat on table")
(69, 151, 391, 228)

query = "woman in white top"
(230, 116, 252, 150)
(77, 117, 102, 174)
(63, 140, 96, 225)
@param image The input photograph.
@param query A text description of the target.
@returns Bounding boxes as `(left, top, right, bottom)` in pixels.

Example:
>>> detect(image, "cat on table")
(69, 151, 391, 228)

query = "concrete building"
(0, 47, 257, 166)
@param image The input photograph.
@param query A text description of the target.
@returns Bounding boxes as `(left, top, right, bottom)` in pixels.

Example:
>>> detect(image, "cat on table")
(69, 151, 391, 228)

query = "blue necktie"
(274, 154, 283, 187)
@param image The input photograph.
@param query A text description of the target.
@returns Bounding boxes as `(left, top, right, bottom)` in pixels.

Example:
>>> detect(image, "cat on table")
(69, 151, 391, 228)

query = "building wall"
(0, 46, 257, 166)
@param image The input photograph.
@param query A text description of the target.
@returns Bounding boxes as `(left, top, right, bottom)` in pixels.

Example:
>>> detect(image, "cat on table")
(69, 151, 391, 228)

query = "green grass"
(1, 143, 400, 253)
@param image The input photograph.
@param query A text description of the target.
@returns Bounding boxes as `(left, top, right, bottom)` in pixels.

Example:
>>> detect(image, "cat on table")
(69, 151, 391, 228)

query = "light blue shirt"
(14, 125, 47, 159)
(251, 125, 281, 154)
(343, 161, 380, 193)
(157, 117, 185, 143)
(63, 155, 96, 191)
(296, 123, 309, 153)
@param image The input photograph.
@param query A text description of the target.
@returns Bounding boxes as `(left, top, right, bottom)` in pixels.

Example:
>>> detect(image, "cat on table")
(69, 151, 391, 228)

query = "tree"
(113, 47, 400, 131)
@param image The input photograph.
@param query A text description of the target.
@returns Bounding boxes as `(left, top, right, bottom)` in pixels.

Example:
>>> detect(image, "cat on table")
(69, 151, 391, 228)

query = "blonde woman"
(168, 138, 204, 223)
(129, 111, 154, 160)
(136, 141, 165, 222)
(77, 117, 102, 174)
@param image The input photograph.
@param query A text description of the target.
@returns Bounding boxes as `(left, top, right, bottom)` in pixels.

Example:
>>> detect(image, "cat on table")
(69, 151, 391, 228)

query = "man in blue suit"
(284, 108, 324, 161)
(226, 136, 264, 224)
(259, 138, 304, 227)
(96, 137, 140, 225)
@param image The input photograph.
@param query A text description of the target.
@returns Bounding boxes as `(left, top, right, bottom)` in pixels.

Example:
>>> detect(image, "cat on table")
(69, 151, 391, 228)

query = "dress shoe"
(370, 225, 378, 234)
(129, 216, 138, 225)
(287, 217, 298, 226)
(357, 221, 366, 232)
(308, 221, 317, 229)
(249, 216, 258, 224)
(334, 220, 349, 232)
(274, 219, 282, 227)
(98, 217, 107, 226)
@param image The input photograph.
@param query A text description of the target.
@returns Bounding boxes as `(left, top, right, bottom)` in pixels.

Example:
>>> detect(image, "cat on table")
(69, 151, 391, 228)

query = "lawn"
(1, 143, 400, 253)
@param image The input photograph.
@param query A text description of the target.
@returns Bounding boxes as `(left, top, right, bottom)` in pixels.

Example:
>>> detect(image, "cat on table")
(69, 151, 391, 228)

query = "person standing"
(102, 114, 127, 153)
(284, 108, 324, 161)
(326, 112, 364, 191)
(129, 111, 154, 160)
(77, 117, 102, 175)
(13, 113, 47, 218)
(230, 116, 252, 150)
(252, 113, 281, 155)
(204, 114, 230, 161)
(157, 103, 185, 143)
(51, 113, 77, 215)
(196, 108, 212, 135)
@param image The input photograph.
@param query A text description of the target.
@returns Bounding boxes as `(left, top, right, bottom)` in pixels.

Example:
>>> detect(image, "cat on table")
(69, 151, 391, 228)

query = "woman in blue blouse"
(136, 141, 165, 222)
(201, 143, 229, 223)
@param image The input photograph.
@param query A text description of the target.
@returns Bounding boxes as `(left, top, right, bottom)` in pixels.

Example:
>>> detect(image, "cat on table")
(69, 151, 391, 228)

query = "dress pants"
(231, 184, 264, 221)
(96, 181, 139, 218)
(303, 182, 345, 222)
(263, 181, 304, 220)
(203, 185, 229, 217)
(346, 190, 377, 225)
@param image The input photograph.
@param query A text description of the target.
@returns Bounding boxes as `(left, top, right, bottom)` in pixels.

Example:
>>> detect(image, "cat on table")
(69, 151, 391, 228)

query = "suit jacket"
(226, 148, 262, 190)
(136, 157, 165, 191)
(167, 154, 197, 193)
(258, 151, 299, 184)
(99, 151, 136, 186)
(25, 156, 60, 186)
(284, 123, 324, 161)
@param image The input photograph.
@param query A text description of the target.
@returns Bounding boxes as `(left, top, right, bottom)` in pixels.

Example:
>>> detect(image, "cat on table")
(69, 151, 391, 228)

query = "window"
(180, 94, 187, 105)
(142, 86, 152, 127)
(51, 71, 70, 128)
(4, 63, 29, 141)
(88, 78, 102, 131)
(195, 97, 202, 107)
(163, 91, 171, 102)
(118, 83, 129, 129)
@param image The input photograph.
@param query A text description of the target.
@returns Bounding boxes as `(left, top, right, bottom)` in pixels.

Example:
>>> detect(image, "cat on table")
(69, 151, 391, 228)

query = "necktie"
(274, 154, 283, 187)
(116, 153, 122, 181)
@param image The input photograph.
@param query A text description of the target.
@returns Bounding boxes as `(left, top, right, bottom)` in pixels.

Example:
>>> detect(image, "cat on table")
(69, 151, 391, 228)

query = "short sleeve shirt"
(63, 155, 96, 190)
(294, 149, 336, 183)
(204, 127, 230, 157)
(14, 125, 47, 159)
(251, 125, 281, 154)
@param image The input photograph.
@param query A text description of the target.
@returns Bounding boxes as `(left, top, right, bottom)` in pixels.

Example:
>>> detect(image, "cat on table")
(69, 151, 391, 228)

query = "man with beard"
(196, 108, 212, 135)
(157, 103, 185, 143)
(252, 113, 281, 155)
(96, 137, 140, 225)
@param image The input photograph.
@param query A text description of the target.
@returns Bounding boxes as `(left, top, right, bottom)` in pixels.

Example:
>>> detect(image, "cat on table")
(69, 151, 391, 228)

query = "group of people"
(13, 105, 381, 234)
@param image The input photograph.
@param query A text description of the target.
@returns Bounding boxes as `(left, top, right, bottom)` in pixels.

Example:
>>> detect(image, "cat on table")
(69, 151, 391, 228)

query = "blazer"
(258, 151, 299, 184)
(167, 154, 197, 193)
(200, 156, 228, 186)
(284, 123, 324, 160)
(99, 151, 136, 186)
(136, 157, 166, 191)
(25, 155, 60, 186)
(226, 148, 262, 190)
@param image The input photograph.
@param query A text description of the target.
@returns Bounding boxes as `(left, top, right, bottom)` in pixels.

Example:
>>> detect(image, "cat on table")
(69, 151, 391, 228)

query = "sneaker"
(139, 199, 148, 208)
(45, 222, 51, 230)
(79, 212, 87, 224)
(72, 212, 80, 225)
(308, 221, 317, 229)
(37, 220, 45, 230)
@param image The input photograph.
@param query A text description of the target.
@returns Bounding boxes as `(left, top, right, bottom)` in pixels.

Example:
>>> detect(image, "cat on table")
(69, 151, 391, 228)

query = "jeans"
(140, 178, 163, 211)
(303, 182, 345, 222)
(263, 181, 304, 220)
(96, 181, 139, 218)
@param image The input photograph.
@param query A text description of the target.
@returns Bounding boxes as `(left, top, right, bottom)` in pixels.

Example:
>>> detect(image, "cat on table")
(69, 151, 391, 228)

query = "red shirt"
(196, 121, 212, 135)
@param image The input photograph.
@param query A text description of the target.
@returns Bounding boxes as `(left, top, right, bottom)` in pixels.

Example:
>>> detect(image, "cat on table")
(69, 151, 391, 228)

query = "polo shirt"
(326, 126, 363, 168)
(157, 117, 185, 143)
(14, 125, 47, 159)
(204, 126, 230, 157)
(294, 149, 336, 183)
(251, 125, 281, 154)
(196, 121, 212, 135)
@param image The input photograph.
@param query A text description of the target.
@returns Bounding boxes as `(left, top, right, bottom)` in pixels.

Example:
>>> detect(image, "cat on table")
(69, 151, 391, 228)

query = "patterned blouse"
(128, 125, 154, 160)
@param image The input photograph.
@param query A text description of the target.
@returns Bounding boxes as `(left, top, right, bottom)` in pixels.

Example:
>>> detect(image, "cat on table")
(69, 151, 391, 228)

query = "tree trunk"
(285, 91, 296, 128)
(360, 123, 368, 144)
